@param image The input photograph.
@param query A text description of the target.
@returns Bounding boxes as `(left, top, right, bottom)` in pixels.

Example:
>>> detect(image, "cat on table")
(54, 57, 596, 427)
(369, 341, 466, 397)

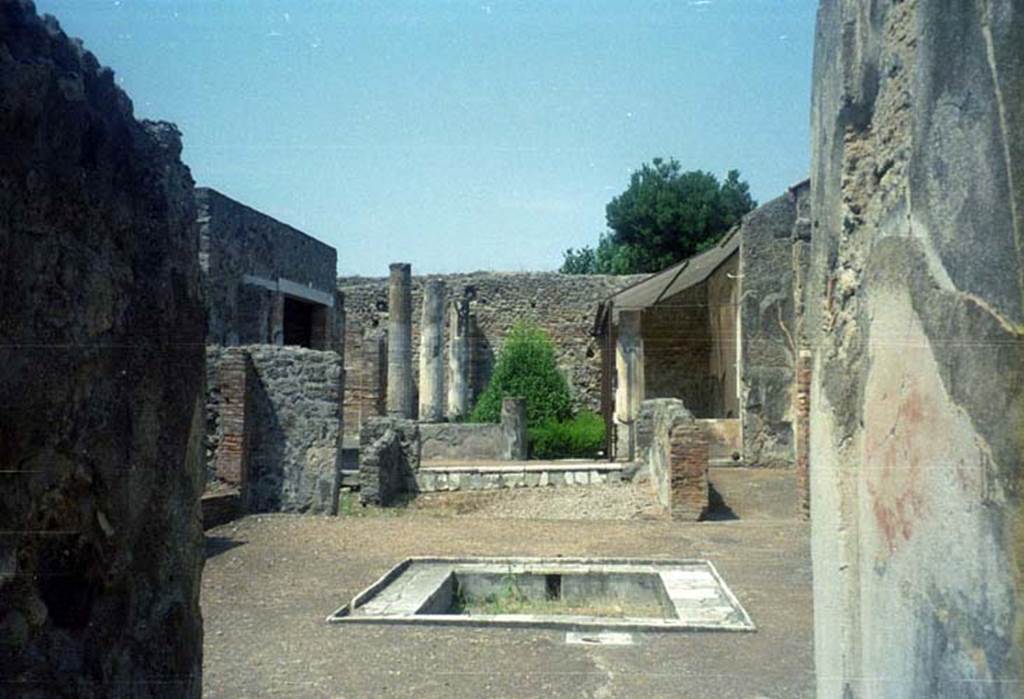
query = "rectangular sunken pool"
(326, 557, 755, 632)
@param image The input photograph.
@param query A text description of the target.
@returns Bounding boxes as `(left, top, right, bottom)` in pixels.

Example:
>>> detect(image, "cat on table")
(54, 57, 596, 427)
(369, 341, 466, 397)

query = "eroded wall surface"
(809, 1, 1023, 696)
(340, 272, 644, 435)
(0, 3, 205, 695)
(740, 186, 810, 468)
(634, 399, 709, 521)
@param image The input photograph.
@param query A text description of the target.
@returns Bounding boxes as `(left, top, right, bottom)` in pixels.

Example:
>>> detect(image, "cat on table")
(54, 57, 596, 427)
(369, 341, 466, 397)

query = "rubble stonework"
(206, 345, 344, 515)
(359, 417, 420, 505)
(635, 399, 709, 521)
(809, 1, 1024, 696)
(0, 3, 205, 695)
(340, 272, 645, 435)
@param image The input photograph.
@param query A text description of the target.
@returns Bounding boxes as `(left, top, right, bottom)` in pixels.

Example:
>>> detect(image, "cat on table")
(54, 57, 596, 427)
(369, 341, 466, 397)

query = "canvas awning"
(593, 226, 740, 334)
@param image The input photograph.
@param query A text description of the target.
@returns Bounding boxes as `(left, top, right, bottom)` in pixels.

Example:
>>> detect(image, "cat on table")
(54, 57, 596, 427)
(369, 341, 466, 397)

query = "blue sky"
(37, 0, 817, 275)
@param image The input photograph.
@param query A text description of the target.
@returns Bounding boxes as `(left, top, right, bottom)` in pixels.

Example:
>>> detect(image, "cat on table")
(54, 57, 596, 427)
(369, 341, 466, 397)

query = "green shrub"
(529, 411, 605, 460)
(469, 322, 572, 426)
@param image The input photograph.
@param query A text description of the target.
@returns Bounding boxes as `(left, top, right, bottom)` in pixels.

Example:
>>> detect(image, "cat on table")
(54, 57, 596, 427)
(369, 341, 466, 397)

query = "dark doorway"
(283, 297, 314, 347)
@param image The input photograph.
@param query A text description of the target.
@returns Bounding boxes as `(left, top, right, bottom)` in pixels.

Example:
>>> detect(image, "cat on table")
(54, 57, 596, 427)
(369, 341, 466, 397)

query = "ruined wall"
(635, 399, 709, 521)
(198, 187, 338, 346)
(739, 184, 810, 468)
(0, 4, 205, 695)
(419, 423, 505, 462)
(206, 346, 344, 515)
(340, 272, 644, 435)
(358, 417, 420, 505)
(809, 1, 1023, 697)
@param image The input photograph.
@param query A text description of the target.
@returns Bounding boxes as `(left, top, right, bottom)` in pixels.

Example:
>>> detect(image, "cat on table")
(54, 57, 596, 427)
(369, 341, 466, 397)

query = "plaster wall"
(809, 1, 1024, 696)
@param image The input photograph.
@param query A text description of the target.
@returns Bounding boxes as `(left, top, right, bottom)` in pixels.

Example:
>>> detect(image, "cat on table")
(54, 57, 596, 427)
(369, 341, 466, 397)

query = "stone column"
(446, 298, 470, 420)
(385, 262, 413, 417)
(501, 397, 528, 460)
(613, 310, 645, 460)
(418, 279, 446, 421)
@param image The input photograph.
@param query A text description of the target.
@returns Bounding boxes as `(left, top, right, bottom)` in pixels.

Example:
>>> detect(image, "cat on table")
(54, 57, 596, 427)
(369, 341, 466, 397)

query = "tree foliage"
(469, 322, 572, 426)
(561, 158, 755, 274)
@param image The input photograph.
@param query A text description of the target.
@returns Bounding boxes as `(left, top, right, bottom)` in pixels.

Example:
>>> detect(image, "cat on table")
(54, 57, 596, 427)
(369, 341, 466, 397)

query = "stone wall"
(419, 398, 528, 462)
(358, 417, 420, 505)
(339, 272, 644, 436)
(198, 187, 339, 347)
(739, 183, 810, 468)
(809, 1, 1023, 696)
(206, 346, 344, 515)
(419, 423, 505, 462)
(635, 399, 709, 521)
(0, 3, 205, 694)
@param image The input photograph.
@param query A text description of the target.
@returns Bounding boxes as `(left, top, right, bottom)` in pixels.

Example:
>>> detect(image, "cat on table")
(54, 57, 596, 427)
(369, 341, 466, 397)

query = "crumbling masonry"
(0, 4, 205, 695)
(809, 1, 1024, 696)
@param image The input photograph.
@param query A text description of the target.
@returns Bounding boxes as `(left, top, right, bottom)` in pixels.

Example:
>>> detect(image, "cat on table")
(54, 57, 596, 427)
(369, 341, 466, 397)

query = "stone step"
(414, 462, 625, 492)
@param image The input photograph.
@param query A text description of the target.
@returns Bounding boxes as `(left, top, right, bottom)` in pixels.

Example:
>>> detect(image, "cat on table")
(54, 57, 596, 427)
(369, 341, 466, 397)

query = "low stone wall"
(636, 399, 709, 521)
(206, 345, 344, 515)
(359, 417, 419, 505)
(420, 398, 528, 462)
(419, 423, 505, 462)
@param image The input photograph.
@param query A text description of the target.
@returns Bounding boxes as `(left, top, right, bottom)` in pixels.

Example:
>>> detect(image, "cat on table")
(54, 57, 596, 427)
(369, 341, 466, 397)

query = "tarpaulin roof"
(593, 226, 740, 334)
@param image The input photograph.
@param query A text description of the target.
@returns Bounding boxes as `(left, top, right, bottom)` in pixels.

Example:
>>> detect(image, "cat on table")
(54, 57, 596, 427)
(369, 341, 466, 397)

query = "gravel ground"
(202, 468, 811, 698)
(407, 481, 663, 520)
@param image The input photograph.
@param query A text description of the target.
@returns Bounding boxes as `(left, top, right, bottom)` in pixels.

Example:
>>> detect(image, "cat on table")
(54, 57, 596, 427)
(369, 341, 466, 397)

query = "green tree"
(561, 159, 756, 274)
(559, 245, 597, 274)
(469, 322, 572, 426)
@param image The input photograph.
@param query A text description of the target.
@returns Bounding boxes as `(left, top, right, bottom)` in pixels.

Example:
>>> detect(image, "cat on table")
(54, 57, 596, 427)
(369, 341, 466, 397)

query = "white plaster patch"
(566, 631, 635, 646)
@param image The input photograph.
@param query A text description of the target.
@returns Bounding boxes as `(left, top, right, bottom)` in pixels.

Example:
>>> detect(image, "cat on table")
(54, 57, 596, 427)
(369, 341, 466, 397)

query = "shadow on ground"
(205, 536, 246, 559)
(703, 482, 738, 521)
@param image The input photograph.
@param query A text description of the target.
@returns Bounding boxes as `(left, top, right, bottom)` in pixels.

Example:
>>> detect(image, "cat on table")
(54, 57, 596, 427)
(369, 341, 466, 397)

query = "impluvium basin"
(327, 557, 755, 632)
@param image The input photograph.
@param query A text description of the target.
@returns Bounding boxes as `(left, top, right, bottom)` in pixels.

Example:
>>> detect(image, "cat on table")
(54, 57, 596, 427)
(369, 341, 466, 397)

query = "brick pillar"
(668, 421, 708, 521)
(794, 349, 812, 520)
(213, 349, 253, 506)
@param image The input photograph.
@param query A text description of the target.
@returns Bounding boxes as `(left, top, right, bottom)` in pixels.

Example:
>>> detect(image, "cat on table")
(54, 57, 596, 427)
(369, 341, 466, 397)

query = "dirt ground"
(201, 468, 813, 698)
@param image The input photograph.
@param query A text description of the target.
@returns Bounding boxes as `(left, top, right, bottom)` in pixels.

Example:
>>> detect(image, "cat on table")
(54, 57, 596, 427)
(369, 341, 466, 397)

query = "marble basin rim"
(326, 556, 756, 632)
